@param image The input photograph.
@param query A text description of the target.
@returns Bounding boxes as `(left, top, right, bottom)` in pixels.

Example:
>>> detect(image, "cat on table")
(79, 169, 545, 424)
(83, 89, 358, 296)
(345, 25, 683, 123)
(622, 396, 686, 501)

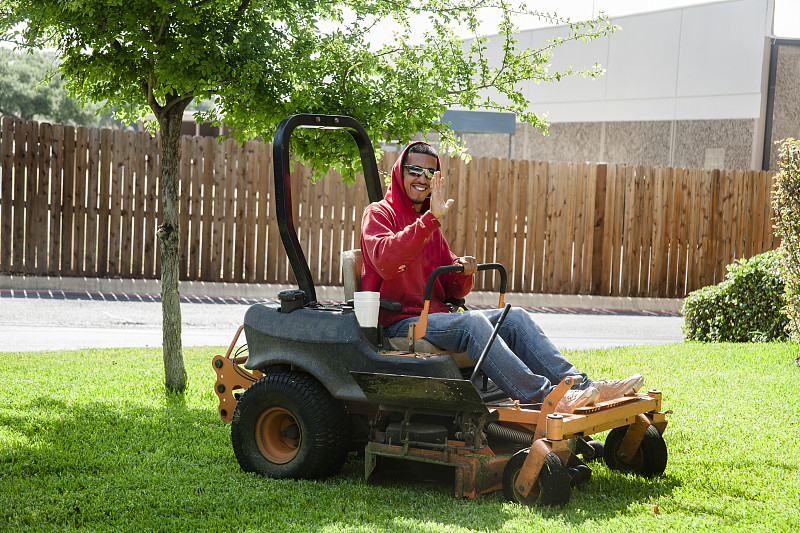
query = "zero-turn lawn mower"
(212, 114, 669, 506)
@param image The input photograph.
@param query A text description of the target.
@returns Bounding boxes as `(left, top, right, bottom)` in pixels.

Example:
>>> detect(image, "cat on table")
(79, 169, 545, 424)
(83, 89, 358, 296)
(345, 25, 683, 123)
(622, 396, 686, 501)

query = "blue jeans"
(384, 307, 591, 405)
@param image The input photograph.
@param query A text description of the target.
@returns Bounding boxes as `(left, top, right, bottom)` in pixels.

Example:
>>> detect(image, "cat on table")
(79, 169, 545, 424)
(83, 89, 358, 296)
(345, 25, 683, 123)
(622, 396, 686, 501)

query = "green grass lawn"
(1, 342, 798, 532)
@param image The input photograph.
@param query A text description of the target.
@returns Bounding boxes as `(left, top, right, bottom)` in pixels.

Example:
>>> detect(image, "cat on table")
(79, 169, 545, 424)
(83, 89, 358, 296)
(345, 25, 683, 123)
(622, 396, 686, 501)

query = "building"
(452, 0, 796, 171)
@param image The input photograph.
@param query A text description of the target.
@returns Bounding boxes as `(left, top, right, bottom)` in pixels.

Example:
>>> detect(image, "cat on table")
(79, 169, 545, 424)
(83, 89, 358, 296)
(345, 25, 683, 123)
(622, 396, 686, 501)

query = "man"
(360, 141, 643, 412)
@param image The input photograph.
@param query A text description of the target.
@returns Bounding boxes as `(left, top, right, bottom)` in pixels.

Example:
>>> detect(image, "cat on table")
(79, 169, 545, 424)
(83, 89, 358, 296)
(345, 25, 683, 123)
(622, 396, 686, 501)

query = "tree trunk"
(156, 101, 190, 393)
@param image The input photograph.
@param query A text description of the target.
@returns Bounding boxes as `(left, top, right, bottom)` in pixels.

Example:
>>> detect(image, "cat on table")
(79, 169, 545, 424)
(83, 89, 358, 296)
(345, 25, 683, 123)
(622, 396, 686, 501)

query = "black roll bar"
(272, 114, 383, 304)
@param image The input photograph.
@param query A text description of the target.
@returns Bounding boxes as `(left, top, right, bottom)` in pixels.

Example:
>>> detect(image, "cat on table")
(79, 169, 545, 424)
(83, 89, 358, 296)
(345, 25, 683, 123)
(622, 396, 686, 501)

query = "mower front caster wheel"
(502, 450, 571, 506)
(604, 424, 667, 477)
(231, 371, 350, 479)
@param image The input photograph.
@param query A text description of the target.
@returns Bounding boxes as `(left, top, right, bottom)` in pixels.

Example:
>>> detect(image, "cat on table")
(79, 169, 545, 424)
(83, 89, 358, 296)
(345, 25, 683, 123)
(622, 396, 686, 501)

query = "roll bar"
(273, 114, 383, 304)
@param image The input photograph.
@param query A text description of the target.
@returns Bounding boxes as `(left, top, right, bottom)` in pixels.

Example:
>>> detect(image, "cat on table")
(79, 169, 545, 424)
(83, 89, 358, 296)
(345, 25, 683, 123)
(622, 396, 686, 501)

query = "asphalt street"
(0, 289, 684, 353)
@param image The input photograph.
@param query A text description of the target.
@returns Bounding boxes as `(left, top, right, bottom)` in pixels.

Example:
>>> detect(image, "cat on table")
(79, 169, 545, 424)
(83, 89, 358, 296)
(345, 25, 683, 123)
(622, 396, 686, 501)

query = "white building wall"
(456, 0, 780, 170)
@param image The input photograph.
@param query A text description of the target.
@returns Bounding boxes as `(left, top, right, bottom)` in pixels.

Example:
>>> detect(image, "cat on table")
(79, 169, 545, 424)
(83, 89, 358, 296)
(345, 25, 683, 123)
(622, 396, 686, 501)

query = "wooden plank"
(665, 167, 681, 297)
(199, 136, 215, 280)
(570, 163, 585, 294)
(619, 166, 635, 296)
(734, 171, 747, 259)
(178, 135, 192, 280)
(648, 167, 664, 297)
(221, 140, 236, 282)
(0, 117, 14, 271)
(465, 156, 481, 279)
(658, 167, 674, 297)
(47, 124, 64, 276)
(254, 142, 269, 282)
(210, 138, 226, 281)
(330, 169, 344, 286)
(675, 168, 690, 296)
(579, 163, 595, 294)
(742, 169, 753, 259)
(637, 166, 653, 296)
(59, 126, 76, 275)
(23, 121, 39, 273)
(693, 169, 708, 290)
(119, 130, 135, 277)
(710, 169, 725, 284)
(483, 158, 499, 289)
(11, 119, 26, 271)
(35, 123, 51, 275)
(82, 128, 100, 276)
(595, 165, 621, 296)
(186, 136, 201, 280)
(532, 161, 549, 293)
(453, 156, 469, 257)
(71, 126, 88, 275)
(320, 170, 334, 285)
(243, 140, 259, 282)
(685, 169, 699, 293)
(233, 142, 248, 282)
(96, 128, 112, 276)
(590, 164, 607, 295)
(107, 129, 123, 276)
(728, 169, 739, 261)
(610, 165, 626, 296)
(473, 157, 489, 290)
(648, 167, 665, 297)
(522, 160, 536, 292)
(720, 170, 734, 268)
(513, 160, 528, 292)
(542, 162, 559, 293)
(495, 158, 513, 290)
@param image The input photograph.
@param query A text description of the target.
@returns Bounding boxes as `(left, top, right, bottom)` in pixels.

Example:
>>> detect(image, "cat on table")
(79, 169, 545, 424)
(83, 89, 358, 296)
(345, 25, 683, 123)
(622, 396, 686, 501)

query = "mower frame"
(212, 114, 669, 506)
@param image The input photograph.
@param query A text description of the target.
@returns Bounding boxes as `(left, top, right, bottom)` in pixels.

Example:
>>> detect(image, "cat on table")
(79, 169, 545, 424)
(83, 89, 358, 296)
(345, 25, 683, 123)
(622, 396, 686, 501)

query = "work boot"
(594, 374, 644, 402)
(555, 386, 600, 414)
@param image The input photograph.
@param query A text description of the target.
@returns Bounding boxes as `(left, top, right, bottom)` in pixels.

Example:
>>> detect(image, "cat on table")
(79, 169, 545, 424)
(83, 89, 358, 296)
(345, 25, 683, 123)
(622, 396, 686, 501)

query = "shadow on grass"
(1, 395, 679, 532)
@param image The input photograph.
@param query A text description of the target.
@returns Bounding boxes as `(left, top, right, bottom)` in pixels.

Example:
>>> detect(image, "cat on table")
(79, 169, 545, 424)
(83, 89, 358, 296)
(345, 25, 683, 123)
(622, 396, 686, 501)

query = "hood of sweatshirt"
(384, 141, 440, 216)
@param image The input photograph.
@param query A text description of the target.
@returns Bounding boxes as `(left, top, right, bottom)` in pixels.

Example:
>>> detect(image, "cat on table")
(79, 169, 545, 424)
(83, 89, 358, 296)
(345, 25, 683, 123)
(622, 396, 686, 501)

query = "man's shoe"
(555, 386, 600, 414)
(594, 374, 644, 402)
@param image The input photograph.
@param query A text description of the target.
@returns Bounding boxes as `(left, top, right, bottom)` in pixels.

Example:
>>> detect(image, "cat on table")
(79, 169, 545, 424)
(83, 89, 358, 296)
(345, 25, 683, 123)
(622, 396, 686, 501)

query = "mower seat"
(341, 249, 473, 369)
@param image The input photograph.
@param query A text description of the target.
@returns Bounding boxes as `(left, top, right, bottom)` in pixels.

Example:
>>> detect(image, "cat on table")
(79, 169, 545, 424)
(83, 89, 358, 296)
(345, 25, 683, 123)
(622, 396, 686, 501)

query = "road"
(0, 290, 684, 353)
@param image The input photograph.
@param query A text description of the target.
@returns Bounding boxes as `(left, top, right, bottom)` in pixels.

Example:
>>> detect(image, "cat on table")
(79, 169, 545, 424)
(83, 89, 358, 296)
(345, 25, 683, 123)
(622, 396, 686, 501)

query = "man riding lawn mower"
(212, 114, 669, 507)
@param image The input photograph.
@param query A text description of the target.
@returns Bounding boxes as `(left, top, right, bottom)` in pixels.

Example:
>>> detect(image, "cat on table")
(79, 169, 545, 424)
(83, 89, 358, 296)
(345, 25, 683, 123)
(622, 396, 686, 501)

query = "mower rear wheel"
(231, 371, 350, 479)
(502, 450, 571, 506)
(603, 424, 667, 477)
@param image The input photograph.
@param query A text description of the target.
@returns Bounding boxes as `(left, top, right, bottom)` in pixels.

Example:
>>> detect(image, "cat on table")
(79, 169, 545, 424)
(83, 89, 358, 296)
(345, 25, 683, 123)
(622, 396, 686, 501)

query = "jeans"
(384, 307, 591, 405)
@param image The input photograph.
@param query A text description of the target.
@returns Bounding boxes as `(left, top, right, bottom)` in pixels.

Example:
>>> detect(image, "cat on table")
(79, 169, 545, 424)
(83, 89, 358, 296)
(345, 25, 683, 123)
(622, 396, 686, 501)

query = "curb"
(0, 274, 685, 314)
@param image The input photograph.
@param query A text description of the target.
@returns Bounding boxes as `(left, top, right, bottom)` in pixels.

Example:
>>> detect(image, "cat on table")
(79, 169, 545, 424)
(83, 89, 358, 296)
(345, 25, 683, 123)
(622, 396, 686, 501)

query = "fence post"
(591, 163, 607, 295)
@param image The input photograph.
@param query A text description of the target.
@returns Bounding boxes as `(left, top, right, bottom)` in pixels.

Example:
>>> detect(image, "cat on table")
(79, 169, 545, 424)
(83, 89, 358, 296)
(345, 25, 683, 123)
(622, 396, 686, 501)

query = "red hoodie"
(360, 142, 474, 327)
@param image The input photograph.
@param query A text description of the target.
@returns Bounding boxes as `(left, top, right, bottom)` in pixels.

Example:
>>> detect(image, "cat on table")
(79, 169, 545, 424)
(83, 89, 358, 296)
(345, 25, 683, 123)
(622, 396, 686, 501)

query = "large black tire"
(603, 424, 667, 477)
(231, 371, 350, 479)
(502, 450, 572, 506)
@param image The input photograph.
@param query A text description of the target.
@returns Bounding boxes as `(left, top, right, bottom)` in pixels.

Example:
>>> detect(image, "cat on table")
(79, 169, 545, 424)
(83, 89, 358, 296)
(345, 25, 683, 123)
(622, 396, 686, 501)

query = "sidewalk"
(0, 274, 685, 314)
(0, 274, 685, 353)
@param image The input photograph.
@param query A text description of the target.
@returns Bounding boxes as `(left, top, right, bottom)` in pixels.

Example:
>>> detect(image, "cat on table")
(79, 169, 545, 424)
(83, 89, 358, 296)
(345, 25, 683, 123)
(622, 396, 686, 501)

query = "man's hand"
(454, 256, 478, 276)
(429, 171, 454, 220)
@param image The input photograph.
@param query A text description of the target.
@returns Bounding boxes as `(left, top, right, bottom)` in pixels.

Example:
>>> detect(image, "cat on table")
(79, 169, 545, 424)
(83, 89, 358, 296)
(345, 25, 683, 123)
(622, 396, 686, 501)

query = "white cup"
(353, 291, 381, 328)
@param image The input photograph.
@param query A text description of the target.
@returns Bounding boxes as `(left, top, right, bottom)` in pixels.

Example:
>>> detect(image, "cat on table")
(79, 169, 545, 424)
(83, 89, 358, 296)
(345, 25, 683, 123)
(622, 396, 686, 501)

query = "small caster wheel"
(502, 449, 572, 506)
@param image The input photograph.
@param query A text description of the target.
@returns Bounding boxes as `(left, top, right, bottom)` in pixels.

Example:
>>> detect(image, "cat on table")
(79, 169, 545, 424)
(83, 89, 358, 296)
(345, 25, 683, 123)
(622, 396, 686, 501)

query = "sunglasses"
(403, 165, 436, 179)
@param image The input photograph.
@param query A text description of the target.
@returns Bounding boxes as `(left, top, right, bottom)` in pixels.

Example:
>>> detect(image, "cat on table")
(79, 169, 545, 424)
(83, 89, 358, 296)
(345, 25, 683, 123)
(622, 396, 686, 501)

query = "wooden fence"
(0, 117, 780, 298)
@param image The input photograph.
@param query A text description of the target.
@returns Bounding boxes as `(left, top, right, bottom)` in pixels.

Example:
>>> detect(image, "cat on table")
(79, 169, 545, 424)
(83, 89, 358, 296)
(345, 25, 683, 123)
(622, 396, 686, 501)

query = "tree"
(2, 0, 615, 393)
(0, 47, 100, 125)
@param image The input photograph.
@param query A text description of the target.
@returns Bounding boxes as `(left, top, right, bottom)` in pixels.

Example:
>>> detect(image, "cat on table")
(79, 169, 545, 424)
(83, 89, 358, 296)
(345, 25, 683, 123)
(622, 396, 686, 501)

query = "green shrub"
(682, 250, 788, 342)
(773, 138, 800, 343)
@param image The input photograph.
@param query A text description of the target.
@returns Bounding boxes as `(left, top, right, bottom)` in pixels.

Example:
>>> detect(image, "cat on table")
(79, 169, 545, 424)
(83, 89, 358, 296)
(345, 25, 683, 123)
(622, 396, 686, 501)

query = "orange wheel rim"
(255, 407, 301, 464)
(511, 469, 541, 504)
